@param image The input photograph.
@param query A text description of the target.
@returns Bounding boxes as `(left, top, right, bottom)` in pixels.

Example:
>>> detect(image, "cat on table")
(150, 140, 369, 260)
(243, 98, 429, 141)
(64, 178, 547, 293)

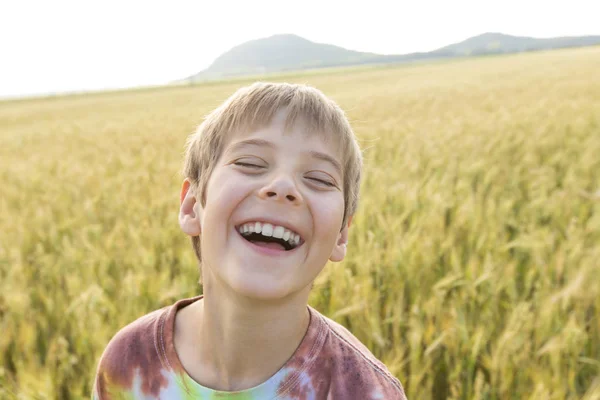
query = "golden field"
(1, 47, 599, 399)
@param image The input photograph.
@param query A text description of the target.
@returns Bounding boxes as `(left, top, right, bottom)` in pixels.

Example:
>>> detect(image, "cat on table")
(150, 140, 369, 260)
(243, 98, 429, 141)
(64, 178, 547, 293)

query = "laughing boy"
(93, 82, 406, 399)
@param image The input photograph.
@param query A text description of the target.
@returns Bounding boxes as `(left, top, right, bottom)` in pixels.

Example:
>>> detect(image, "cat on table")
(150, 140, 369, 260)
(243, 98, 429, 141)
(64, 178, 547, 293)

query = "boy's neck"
(174, 280, 311, 392)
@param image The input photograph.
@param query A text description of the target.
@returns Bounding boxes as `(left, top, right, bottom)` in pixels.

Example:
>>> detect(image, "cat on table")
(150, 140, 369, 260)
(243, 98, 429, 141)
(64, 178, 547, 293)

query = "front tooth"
(248, 224, 255, 233)
(272, 226, 284, 239)
(254, 222, 262, 233)
(283, 230, 291, 241)
(261, 223, 273, 237)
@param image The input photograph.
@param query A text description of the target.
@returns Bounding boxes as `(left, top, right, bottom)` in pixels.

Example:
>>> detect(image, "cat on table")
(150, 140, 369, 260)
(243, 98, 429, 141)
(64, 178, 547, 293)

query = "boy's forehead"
(225, 128, 343, 168)
(224, 109, 343, 159)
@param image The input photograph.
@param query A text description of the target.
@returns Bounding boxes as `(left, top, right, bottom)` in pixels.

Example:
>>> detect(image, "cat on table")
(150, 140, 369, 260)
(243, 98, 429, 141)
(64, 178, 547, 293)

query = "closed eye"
(234, 162, 264, 169)
(307, 177, 336, 187)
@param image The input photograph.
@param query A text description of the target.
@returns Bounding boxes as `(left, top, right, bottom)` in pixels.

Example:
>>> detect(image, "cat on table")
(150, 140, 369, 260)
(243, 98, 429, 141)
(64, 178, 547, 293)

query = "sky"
(1, 0, 598, 98)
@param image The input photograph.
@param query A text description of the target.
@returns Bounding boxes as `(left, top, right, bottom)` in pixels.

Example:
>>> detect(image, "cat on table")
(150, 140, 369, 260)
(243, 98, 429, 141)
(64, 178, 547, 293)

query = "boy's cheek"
(205, 175, 247, 208)
(315, 196, 345, 223)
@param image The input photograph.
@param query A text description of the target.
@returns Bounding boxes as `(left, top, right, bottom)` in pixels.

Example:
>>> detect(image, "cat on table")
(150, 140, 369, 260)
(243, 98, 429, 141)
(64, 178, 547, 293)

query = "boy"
(92, 82, 406, 399)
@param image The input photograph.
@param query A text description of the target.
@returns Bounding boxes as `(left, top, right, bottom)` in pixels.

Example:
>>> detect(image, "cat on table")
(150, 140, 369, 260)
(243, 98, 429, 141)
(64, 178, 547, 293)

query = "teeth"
(261, 223, 273, 237)
(238, 221, 302, 247)
(273, 226, 284, 239)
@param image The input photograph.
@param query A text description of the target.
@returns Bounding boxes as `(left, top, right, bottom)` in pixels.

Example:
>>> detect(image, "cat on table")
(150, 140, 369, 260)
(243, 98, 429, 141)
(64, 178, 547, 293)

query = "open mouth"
(236, 222, 303, 251)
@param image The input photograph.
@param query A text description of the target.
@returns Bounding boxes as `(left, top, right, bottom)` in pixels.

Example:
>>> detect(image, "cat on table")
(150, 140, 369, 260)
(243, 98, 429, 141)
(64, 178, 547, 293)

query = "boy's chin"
(228, 278, 303, 302)
(218, 269, 312, 302)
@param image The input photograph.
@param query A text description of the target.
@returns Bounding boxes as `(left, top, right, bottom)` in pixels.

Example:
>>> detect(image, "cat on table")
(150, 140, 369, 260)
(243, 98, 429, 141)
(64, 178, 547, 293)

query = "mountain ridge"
(185, 32, 600, 81)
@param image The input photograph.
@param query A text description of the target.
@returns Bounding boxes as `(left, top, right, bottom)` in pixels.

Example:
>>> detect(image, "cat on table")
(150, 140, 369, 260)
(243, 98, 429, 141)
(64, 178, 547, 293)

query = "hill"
(185, 32, 600, 81)
(431, 32, 600, 56)
(187, 34, 383, 80)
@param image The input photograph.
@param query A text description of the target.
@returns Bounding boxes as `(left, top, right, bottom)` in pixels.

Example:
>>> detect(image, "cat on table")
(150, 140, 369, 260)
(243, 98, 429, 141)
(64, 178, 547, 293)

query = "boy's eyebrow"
(228, 138, 342, 176)
(308, 150, 342, 176)
(227, 138, 275, 152)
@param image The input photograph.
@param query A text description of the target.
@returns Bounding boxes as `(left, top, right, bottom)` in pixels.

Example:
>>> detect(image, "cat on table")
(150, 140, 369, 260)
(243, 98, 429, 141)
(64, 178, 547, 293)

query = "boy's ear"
(179, 179, 202, 236)
(329, 216, 352, 262)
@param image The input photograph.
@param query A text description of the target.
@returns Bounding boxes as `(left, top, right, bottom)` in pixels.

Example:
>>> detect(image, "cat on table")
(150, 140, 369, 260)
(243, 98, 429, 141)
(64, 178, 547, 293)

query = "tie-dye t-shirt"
(92, 296, 406, 400)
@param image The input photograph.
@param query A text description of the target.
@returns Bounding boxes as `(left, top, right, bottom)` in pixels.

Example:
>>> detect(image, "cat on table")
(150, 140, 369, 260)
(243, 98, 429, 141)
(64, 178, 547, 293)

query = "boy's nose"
(258, 176, 303, 205)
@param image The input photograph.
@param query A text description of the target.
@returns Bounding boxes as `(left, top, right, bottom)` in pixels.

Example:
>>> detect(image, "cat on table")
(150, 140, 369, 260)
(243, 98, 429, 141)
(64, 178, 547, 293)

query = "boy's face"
(179, 109, 351, 300)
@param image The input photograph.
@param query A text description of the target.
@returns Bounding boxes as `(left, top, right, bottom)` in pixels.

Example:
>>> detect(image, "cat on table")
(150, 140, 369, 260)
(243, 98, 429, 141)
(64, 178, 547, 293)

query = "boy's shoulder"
(309, 307, 406, 399)
(94, 305, 167, 368)
(92, 298, 193, 399)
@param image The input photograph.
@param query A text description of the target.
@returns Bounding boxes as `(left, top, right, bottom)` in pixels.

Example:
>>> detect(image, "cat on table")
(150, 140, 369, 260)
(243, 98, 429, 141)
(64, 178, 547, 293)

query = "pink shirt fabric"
(93, 295, 407, 399)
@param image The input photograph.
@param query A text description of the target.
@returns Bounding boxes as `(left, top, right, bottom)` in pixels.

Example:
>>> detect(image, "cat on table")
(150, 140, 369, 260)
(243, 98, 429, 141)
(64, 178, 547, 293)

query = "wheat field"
(1, 47, 599, 400)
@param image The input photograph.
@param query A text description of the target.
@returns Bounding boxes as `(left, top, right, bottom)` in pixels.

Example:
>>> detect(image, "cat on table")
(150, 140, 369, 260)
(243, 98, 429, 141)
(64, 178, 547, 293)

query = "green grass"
(1, 46, 599, 399)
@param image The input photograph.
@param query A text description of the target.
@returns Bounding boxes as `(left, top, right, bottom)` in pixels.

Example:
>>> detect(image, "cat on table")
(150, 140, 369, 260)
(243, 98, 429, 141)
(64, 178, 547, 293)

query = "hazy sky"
(1, 0, 598, 98)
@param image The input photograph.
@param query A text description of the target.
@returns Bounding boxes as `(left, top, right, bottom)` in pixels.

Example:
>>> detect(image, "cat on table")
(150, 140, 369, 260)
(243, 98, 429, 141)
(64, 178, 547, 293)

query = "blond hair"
(182, 82, 362, 263)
